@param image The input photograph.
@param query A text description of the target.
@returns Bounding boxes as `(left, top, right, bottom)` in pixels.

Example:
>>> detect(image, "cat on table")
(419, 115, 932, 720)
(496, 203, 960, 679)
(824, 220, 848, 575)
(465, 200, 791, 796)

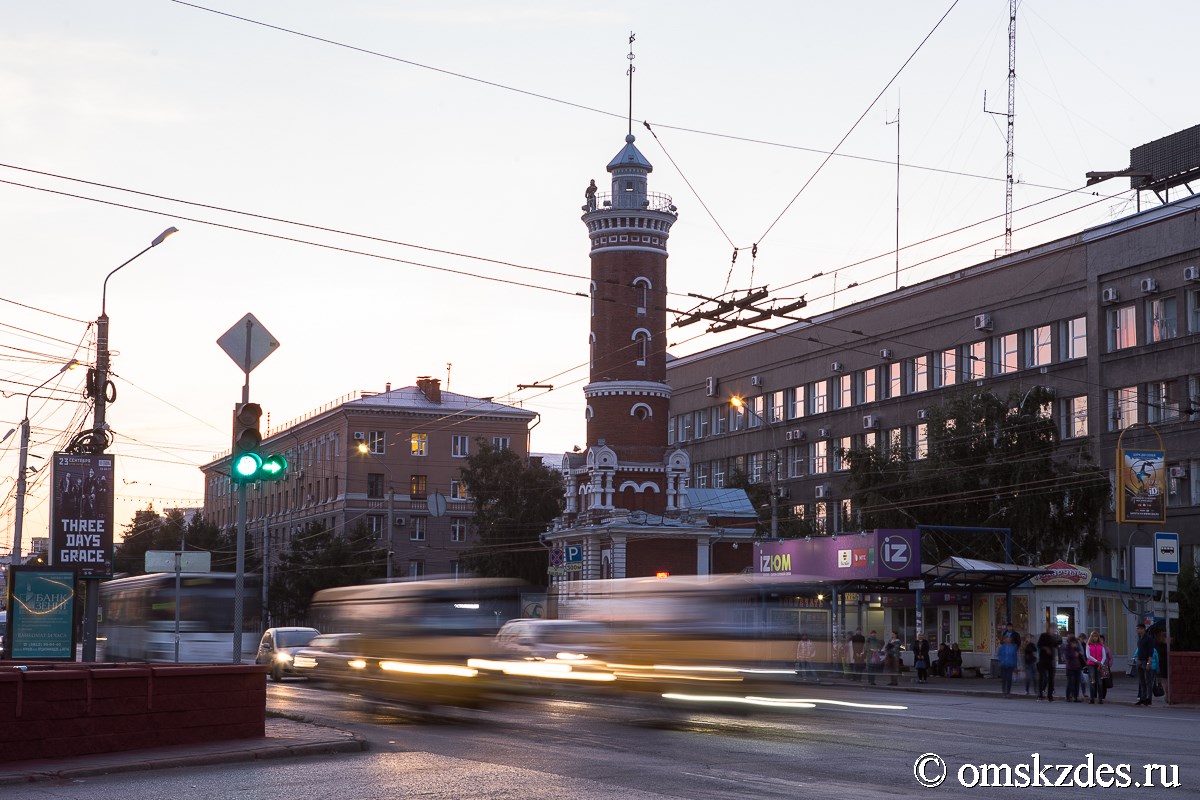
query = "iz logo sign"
(880, 535, 911, 571)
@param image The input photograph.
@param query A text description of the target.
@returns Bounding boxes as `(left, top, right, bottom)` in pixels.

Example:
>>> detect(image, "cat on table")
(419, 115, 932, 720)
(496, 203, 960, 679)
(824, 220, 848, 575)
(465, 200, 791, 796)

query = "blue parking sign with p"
(565, 545, 583, 564)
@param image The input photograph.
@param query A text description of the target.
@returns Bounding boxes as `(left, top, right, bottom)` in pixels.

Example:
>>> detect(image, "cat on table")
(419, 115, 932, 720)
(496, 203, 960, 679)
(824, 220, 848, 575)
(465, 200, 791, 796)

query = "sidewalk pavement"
(0, 715, 367, 786)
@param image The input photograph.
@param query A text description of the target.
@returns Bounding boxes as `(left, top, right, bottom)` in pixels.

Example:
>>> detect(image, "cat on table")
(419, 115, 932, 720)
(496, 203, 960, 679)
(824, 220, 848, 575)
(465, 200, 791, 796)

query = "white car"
(255, 626, 320, 681)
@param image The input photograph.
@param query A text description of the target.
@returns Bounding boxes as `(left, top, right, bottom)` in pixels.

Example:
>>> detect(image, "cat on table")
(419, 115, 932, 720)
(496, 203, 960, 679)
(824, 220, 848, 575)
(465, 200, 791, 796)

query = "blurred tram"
(545, 574, 835, 696)
(304, 577, 527, 709)
(99, 572, 260, 663)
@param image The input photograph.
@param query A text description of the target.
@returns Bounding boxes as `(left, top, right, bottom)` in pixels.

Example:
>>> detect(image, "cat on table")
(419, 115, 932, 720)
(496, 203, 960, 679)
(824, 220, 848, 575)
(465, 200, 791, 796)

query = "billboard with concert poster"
(49, 452, 115, 578)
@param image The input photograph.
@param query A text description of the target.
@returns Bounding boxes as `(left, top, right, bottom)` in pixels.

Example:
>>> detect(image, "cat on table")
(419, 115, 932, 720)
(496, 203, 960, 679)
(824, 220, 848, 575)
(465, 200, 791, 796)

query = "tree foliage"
(726, 467, 814, 538)
(842, 387, 1110, 565)
(112, 507, 255, 576)
(1173, 561, 1200, 652)
(268, 521, 385, 624)
(459, 440, 564, 587)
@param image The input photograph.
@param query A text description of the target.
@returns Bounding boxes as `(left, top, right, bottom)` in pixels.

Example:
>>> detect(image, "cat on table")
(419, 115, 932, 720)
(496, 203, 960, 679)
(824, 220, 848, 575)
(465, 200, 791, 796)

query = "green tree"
(112, 507, 258, 577)
(726, 467, 813, 538)
(268, 521, 384, 624)
(842, 387, 1109, 564)
(459, 440, 564, 587)
(1174, 561, 1200, 652)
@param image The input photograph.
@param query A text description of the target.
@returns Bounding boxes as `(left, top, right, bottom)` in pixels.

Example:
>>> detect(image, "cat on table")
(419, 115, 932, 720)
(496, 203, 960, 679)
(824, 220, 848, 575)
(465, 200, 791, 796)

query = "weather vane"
(626, 32, 636, 136)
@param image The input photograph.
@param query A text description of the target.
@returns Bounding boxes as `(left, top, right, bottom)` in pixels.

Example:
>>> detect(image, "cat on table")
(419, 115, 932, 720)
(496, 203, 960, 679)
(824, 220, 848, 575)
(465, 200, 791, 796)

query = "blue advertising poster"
(7, 568, 77, 661)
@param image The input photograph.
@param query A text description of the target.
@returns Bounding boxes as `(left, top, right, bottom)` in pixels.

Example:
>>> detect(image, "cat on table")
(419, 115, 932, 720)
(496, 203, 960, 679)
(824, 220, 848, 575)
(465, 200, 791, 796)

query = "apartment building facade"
(201, 377, 537, 578)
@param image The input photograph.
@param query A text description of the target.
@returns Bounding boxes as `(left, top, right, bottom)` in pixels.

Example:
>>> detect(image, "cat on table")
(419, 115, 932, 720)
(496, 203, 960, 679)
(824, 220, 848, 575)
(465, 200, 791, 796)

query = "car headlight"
(275, 651, 293, 664)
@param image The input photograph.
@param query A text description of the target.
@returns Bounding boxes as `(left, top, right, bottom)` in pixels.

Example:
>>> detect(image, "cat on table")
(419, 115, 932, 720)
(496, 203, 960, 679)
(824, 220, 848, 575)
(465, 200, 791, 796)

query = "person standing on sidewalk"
(1022, 634, 1038, 695)
(795, 633, 817, 682)
(884, 631, 901, 686)
(850, 628, 867, 682)
(866, 630, 883, 685)
(1134, 624, 1155, 706)
(1086, 630, 1108, 704)
(1037, 624, 1059, 701)
(997, 623, 1019, 697)
(912, 632, 931, 684)
(1063, 634, 1084, 702)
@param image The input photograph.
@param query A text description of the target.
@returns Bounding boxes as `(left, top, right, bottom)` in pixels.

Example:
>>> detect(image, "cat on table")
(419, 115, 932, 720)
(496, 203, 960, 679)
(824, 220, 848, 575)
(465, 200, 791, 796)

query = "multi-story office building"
(666, 193, 1200, 656)
(201, 377, 536, 578)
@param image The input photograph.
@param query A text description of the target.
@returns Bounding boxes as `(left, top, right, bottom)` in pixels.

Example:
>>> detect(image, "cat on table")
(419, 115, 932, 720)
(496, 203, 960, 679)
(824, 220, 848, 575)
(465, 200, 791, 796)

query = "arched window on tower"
(631, 328, 651, 367)
(589, 332, 596, 369)
(632, 277, 651, 316)
(589, 281, 596, 317)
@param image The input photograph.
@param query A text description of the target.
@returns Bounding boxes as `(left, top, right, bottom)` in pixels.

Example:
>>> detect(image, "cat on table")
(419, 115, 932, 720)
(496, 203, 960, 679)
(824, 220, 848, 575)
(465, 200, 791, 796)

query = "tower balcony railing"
(584, 191, 677, 214)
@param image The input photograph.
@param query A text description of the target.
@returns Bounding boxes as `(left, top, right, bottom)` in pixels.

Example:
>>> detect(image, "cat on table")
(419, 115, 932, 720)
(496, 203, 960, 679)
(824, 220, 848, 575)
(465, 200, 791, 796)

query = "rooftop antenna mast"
(626, 32, 636, 135)
(985, 0, 1018, 255)
(886, 103, 900, 290)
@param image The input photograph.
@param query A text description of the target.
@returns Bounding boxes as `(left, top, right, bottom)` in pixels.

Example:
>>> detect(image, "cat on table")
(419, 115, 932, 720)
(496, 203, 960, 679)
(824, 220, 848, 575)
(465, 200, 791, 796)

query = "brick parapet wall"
(1168, 652, 1200, 706)
(0, 663, 267, 762)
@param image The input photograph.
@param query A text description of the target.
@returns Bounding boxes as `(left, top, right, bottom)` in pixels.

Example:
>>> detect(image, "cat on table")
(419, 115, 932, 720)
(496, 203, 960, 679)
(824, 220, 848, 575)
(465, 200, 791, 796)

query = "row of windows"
(1106, 288, 1200, 351)
(1106, 376, 1200, 431)
(363, 515, 470, 543)
(670, 317, 1089, 444)
(366, 474, 470, 501)
(362, 433, 510, 458)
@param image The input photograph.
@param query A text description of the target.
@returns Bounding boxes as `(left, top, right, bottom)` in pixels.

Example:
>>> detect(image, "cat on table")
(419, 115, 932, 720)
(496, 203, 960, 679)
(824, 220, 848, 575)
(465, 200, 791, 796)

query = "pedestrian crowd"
(803, 622, 1168, 707)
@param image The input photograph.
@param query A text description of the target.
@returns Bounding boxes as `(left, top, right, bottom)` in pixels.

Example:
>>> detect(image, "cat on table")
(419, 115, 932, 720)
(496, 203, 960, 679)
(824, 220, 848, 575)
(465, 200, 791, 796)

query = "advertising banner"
(1116, 448, 1166, 524)
(49, 452, 115, 578)
(6, 567, 77, 660)
(754, 529, 921, 581)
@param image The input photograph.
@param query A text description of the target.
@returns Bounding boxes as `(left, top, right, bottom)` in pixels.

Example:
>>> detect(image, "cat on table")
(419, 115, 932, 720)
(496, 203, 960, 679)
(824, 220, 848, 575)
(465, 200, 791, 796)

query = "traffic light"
(231, 402, 263, 484)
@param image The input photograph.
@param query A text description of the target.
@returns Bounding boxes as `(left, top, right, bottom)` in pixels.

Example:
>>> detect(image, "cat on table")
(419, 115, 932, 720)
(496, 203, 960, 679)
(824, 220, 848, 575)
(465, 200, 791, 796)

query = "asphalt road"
(6, 680, 1196, 799)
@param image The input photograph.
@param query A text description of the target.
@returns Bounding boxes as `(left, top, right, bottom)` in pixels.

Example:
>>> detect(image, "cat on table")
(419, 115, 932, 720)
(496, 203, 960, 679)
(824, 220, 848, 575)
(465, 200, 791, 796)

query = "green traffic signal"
(260, 453, 288, 480)
(231, 451, 263, 483)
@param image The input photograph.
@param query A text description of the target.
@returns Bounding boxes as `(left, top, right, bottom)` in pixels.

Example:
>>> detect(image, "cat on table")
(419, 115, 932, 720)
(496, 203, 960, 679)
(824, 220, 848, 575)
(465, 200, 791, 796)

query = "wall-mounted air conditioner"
(353, 431, 366, 441)
(973, 313, 993, 331)
(394, 518, 406, 527)
(917, 409, 929, 420)
(862, 415, 879, 429)
(830, 361, 845, 373)
(1140, 277, 1159, 293)
(750, 375, 764, 387)
(1169, 466, 1187, 479)
(776, 487, 790, 500)
(815, 484, 831, 500)
(705, 376, 717, 397)
(785, 429, 806, 442)
(1101, 287, 1119, 303)
(1185, 265, 1200, 282)
(880, 349, 893, 360)
(818, 427, 831, 438)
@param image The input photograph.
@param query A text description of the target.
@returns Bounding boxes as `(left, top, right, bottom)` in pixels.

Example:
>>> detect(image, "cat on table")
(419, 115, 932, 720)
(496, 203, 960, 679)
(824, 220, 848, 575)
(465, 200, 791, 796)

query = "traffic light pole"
(232, 375, 249, 664)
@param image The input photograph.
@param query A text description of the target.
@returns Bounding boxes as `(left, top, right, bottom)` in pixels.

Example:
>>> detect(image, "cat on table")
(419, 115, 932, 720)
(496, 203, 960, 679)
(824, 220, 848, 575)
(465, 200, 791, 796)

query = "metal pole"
(11, 419, 31, 567)
(1163, 572, 1171, 705)
(232, 373, 249, 664)
(174, 551, 182, 663)
(82, 312, 111, 663)
(261, 518, 270, 630)
(386, 487, 395, 581)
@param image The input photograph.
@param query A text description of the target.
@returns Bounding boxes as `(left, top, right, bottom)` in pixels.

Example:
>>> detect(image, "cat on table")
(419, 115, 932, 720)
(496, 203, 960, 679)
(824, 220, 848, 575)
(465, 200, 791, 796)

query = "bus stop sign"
(1154, 532, 1180, 575)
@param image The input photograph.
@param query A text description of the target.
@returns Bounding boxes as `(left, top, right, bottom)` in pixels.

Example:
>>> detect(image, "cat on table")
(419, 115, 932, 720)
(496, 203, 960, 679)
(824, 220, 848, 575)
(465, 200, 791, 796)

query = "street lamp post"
(10, 359, 79, 567)
(731, 395, 780, 539)
(81, 226, 178, 663)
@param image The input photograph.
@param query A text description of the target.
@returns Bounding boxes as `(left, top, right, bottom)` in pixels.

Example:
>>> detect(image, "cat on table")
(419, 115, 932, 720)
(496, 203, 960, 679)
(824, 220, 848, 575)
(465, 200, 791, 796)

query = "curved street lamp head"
(151, 226, 179, 247)
(101, 226, 180, 316)
(730, 395, 745, 410)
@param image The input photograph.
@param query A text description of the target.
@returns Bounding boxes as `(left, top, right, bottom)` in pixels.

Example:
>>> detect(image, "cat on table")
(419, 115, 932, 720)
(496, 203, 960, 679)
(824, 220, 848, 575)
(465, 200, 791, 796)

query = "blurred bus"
(306, 577, 526, 709)
(99, 572, 260, 663)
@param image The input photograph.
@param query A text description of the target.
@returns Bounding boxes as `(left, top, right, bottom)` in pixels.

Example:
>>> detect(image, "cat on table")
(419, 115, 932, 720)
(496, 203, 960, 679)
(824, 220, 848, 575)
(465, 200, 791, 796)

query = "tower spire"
(626, 32, 636, 136)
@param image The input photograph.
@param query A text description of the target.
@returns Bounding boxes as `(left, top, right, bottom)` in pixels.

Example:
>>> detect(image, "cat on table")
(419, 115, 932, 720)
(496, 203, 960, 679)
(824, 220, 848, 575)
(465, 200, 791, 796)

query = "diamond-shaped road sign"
(218, 313, 280, 375)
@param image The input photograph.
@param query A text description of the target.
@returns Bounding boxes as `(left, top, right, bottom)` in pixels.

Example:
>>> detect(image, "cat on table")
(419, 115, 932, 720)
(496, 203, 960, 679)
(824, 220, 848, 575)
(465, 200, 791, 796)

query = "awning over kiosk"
(924, 557, 1051, 593)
